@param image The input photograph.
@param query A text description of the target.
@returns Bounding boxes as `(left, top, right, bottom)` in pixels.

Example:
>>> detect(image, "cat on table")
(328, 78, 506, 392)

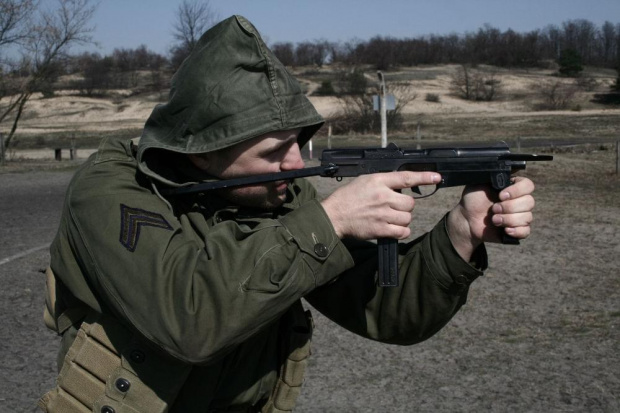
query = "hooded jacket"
(137, 15, 323, 188)
(44, 15, 486, 412)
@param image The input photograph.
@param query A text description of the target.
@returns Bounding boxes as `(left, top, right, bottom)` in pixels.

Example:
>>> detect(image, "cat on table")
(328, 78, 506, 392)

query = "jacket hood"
(137, 15, 324, 186)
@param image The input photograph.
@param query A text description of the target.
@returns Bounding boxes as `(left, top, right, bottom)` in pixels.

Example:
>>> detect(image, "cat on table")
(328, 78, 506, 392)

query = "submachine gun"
(164, 142, 553, 288)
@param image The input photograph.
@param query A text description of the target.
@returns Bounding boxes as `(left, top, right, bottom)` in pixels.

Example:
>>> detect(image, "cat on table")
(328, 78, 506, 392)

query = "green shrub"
(316, 80, 336, 96)
(425, 93, 440, 103)
(558, 49, 583, 77)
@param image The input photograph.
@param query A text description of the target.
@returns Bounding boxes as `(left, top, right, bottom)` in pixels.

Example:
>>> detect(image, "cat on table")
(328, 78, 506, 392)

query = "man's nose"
(281, 143, 305, 171)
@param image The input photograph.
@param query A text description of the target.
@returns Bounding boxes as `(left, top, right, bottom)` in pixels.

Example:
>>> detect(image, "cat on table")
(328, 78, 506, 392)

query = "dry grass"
(2, 64, 618, 156)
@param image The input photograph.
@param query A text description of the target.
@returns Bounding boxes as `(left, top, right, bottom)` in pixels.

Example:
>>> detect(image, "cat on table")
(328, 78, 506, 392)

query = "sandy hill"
(2, 65, 619, 152)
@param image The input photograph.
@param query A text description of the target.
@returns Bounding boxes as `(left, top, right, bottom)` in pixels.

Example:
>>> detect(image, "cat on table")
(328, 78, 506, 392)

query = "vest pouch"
(262, 301, 314, 413)
(38, 311, 192, 413)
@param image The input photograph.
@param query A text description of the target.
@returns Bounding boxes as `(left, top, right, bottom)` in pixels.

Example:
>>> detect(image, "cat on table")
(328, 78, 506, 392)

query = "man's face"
(189, 129, 304, 209)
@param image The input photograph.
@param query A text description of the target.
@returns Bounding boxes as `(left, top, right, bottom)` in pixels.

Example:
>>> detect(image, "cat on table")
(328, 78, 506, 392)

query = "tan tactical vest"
(39, 267, 313, 413)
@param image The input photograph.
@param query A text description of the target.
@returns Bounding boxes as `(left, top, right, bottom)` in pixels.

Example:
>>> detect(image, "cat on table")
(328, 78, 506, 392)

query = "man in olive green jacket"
(40, 16, 537, 413)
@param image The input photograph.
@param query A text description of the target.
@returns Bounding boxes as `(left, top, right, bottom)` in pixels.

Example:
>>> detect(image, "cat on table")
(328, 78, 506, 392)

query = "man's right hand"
(320, 171, 441, 240)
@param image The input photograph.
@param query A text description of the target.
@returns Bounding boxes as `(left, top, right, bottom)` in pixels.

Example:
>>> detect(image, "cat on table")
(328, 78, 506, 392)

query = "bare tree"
(271, 42, 295, 66)
(77, 52, 111, 96)
(0, 0, 97, 158)
(535, 80, 579, 110)
(170, 0, 218, 68)
(598, 21, 617, 66)
(451, 65, 502, 101)
(451, 65, 474, 100)
(388, 82, 417, 128)
(331, 75, 417, 134)
(0, 1, 37, 103)
(0, 0, 37, 50)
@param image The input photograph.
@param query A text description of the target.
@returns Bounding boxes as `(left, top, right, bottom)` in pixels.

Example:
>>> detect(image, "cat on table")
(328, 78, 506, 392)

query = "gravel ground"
(1, 147, 618, 412)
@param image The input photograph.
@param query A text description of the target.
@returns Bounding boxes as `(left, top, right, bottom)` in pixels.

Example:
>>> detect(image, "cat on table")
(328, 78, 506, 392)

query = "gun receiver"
(162, 142, 553, 288)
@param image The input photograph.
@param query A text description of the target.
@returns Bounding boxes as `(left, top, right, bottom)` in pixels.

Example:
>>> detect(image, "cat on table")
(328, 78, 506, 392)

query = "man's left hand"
(447, 177, 536, 261)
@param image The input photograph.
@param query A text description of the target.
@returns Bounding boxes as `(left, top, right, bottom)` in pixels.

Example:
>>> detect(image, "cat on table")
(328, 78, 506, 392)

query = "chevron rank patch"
(119, 204, 173, 252)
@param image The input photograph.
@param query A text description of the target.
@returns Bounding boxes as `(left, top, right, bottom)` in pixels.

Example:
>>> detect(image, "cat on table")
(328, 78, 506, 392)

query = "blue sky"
(87, 0, 620, 56)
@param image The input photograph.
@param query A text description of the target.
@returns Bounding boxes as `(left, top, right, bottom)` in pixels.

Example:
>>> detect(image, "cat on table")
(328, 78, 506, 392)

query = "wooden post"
(616, 141, 619, 175)
(70, 136, 76, 160)
(416, 122, 421, 150)
(516, 137, 521, 153)
(55, 148, 62, 161)
(0, 133, 4, 166)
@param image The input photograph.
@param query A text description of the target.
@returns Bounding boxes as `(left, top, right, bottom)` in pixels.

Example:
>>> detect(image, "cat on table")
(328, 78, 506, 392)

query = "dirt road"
(1, 147, 618, 412)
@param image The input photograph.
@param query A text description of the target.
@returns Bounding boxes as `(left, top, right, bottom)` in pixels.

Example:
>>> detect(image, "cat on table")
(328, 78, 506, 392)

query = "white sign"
(373, 95, 396, 111)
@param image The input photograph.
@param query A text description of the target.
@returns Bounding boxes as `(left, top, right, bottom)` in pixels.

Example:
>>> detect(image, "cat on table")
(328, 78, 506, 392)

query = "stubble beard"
(217, 182, 289, 210)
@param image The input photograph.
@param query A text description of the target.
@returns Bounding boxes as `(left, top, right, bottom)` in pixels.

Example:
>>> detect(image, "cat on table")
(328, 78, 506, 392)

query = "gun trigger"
(412, 186, 422, 195)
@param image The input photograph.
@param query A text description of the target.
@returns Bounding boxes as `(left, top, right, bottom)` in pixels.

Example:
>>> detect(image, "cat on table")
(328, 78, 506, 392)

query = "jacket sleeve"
(305, 215, 487, 345)
(50, 144, 354, 365)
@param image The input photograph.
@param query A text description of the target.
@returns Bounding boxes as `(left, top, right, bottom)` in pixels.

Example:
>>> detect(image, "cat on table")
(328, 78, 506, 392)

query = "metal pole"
(327, 125, 332, 149)
(377, 71, 387, 148)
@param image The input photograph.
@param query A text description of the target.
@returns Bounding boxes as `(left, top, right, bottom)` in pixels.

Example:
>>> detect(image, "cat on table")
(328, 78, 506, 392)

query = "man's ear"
(188, 154, 211, 171)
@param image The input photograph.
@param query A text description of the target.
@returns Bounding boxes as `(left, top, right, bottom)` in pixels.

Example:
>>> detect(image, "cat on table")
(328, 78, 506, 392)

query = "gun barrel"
(500, 154, 554, 162)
